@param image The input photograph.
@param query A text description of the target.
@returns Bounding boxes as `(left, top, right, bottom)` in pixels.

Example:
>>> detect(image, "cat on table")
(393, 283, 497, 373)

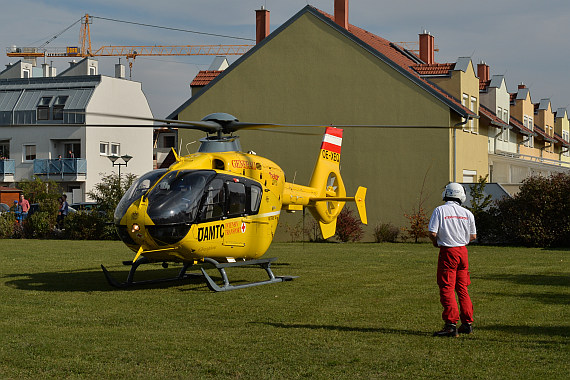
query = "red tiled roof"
(314, 8, 476, 118)
(479, 104, 508, 128)
(554, 132, 570, 146)
(183, 8, 476, 119)
(533, 125, 556, 142)
(510, 116, 534, 135)
(411, 63, 455, 76)
(190, 70, 222, 86)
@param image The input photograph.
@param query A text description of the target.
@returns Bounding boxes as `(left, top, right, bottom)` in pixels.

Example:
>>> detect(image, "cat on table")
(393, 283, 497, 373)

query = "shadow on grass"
(479, 324, 570, 338)
(482, 291, 570, 305)
(475, 273, 570, 287)
(251, 321, 430, 336)
(2, 266, 210, 292)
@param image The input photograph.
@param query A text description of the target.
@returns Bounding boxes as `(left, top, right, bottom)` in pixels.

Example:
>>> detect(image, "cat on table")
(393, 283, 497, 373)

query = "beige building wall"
(429, 60, 488, 182)
(177, 12, 460, 238)
(555, 110, 570, 163)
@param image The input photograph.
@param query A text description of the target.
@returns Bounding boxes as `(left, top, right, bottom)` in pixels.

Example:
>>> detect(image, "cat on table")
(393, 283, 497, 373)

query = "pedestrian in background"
(57, 195, 69, 229)
(19, 193, 30, 220)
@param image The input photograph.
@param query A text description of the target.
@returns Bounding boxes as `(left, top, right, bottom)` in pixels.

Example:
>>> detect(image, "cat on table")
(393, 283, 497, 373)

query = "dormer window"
(37, 96, 52, 120)
(53, 96, 68, 120)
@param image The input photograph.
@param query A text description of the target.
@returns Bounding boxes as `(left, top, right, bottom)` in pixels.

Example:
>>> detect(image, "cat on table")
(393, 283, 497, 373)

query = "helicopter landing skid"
(201, 257, 297, 292)
(101, 257, 199, 288)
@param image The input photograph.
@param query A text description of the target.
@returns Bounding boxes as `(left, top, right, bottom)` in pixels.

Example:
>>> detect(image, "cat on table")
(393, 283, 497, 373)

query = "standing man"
(19, 193, 30, 220)
(428, 183, 476, 337)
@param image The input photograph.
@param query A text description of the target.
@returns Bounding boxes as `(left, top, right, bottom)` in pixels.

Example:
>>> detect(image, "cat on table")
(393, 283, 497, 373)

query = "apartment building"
(0, 58, 153, 202)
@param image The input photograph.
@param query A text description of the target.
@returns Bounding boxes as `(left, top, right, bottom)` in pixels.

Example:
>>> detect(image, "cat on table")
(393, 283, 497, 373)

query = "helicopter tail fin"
(307, 127, 347, 239)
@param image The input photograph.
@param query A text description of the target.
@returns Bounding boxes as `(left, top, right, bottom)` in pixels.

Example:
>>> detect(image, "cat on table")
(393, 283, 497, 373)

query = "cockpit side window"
(200, 178, 225, 221)
(250, 185, 262, 213)
(227, 182, 246, 217)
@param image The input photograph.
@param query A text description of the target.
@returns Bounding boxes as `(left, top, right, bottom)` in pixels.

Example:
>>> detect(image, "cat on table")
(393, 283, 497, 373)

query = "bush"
(478, 173, 570, 247)
(63, 211, 117, 240)
(0, 213, 15, 238)
(24, 211, 56, 239)
(336, 207, 364, 242)
(373, 222, 399, 243)
(403, 206, 430, 243)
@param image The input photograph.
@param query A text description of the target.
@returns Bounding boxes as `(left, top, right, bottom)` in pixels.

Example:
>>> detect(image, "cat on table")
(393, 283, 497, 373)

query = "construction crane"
(7, 14, 253, 70)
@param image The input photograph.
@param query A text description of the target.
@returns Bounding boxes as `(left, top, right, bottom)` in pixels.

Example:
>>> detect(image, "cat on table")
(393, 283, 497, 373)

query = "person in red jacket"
(428, 183, 476, 337)
(19, 193, 30, 220)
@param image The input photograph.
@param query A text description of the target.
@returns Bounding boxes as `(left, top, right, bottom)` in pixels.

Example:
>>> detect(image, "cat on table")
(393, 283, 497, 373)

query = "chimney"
(42, 63, 50, 77)
(115, 63, 125, 79)
(419, 30, 435, 64)
(255, 6, 270, 44)
(518, 83, 526, 89)
(477, 61, 490, 83)
(334, 0, 349, 29)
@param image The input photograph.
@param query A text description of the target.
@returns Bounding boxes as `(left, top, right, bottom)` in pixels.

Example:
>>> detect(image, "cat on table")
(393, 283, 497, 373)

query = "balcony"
(0, 159, 15, 182)
(33, 158, 87, 179)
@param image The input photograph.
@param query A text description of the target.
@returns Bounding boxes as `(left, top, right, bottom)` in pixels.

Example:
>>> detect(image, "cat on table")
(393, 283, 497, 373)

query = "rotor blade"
(254, 128, 322, 136)
(71, 111, 221, 133)
(226, 122, 463, 132)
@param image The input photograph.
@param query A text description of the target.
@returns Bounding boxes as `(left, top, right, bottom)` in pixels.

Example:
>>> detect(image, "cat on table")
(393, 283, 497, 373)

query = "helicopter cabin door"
(198, 175, 266, 248)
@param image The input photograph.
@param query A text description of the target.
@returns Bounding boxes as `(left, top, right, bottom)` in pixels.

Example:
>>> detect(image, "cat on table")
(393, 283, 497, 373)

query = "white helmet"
(442, 182, 466, 204)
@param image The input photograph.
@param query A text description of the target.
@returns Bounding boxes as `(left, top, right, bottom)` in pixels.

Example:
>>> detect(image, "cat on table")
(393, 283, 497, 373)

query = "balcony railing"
(0, 159, 15, 175)
(33, 158, 87, 177)
(493, 151, 570, 169)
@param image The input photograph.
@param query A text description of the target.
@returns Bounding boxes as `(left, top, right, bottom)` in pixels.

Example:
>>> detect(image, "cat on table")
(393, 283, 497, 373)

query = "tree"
(466, 174, 493, 217)
(87, 173, 137, 214)
(403, 166, 431, 243)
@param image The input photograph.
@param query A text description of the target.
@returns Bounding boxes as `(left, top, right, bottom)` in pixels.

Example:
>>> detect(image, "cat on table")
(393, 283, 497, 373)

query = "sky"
(2, 0, 570, 118)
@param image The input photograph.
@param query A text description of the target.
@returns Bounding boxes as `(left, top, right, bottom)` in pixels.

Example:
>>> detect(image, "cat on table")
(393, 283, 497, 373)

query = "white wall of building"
(84, 76, 153, 199)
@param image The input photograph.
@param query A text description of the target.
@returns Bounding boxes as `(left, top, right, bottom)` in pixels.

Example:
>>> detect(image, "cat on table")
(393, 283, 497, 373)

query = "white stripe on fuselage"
(249, 210, 281, 219)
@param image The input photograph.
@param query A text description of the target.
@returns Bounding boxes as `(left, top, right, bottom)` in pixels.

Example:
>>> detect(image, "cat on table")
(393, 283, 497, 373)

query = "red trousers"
(437, 246, 473, 324)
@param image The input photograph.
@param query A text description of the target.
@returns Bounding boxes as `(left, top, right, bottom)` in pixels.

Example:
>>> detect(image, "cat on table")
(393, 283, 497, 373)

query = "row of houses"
(170, 1, 570, 234)
(1, 0, 569, 237)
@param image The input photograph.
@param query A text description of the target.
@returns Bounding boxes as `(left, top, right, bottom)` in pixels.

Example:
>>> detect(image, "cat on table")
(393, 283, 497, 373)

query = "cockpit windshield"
(114, 169, 167, 224)
(146, 170, 216, 225)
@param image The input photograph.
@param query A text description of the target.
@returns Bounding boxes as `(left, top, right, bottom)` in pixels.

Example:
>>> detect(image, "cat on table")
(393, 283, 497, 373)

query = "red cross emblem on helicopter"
(241, 222, 247, 233)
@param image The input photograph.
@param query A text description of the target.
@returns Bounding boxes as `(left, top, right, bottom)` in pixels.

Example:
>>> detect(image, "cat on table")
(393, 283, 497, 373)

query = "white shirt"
(428, 201, 476, 247)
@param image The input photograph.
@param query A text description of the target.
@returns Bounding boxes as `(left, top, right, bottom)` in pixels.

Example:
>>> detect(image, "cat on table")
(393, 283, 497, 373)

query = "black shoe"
(433, 323, 458, 337)
(458, 323, 473, 334)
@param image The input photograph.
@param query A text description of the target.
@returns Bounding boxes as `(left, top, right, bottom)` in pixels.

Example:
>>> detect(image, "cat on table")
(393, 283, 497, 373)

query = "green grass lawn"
(0, 240, 568, 379)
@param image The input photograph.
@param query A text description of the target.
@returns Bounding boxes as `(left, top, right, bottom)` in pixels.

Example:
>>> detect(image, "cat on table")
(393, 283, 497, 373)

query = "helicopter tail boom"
(308, 127, 367, 238)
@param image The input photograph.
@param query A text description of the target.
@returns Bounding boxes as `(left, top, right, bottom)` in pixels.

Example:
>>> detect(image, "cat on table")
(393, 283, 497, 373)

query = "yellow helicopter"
(102, 112, 367, 291)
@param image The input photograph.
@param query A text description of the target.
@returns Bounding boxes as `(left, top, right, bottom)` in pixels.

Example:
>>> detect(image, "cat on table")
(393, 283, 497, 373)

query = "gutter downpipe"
(453, 117, 471, 182)
(493, 127, 504, 154)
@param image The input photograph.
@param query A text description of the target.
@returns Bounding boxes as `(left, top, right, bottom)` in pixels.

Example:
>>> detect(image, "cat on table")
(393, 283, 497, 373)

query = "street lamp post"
(108, 154, 132, 178)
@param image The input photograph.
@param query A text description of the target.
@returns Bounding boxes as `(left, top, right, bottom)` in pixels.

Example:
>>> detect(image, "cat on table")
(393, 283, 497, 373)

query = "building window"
(462, 170, 477, 183)
(64, 142, 80, 158)
(163, 135, 176, 148)
(37, 96, 52, 120)
(470, 97, 477, 133)
(462, 94, 469, 131)
(53, 96, 68, 120)
(111, 143, 120, 156)
(89, 66, 96, 75)
(23, 69, 30, 78)
(0, 140, 9, 159)
(100, 142, 109, 155)
(24, 144, 36, 161)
